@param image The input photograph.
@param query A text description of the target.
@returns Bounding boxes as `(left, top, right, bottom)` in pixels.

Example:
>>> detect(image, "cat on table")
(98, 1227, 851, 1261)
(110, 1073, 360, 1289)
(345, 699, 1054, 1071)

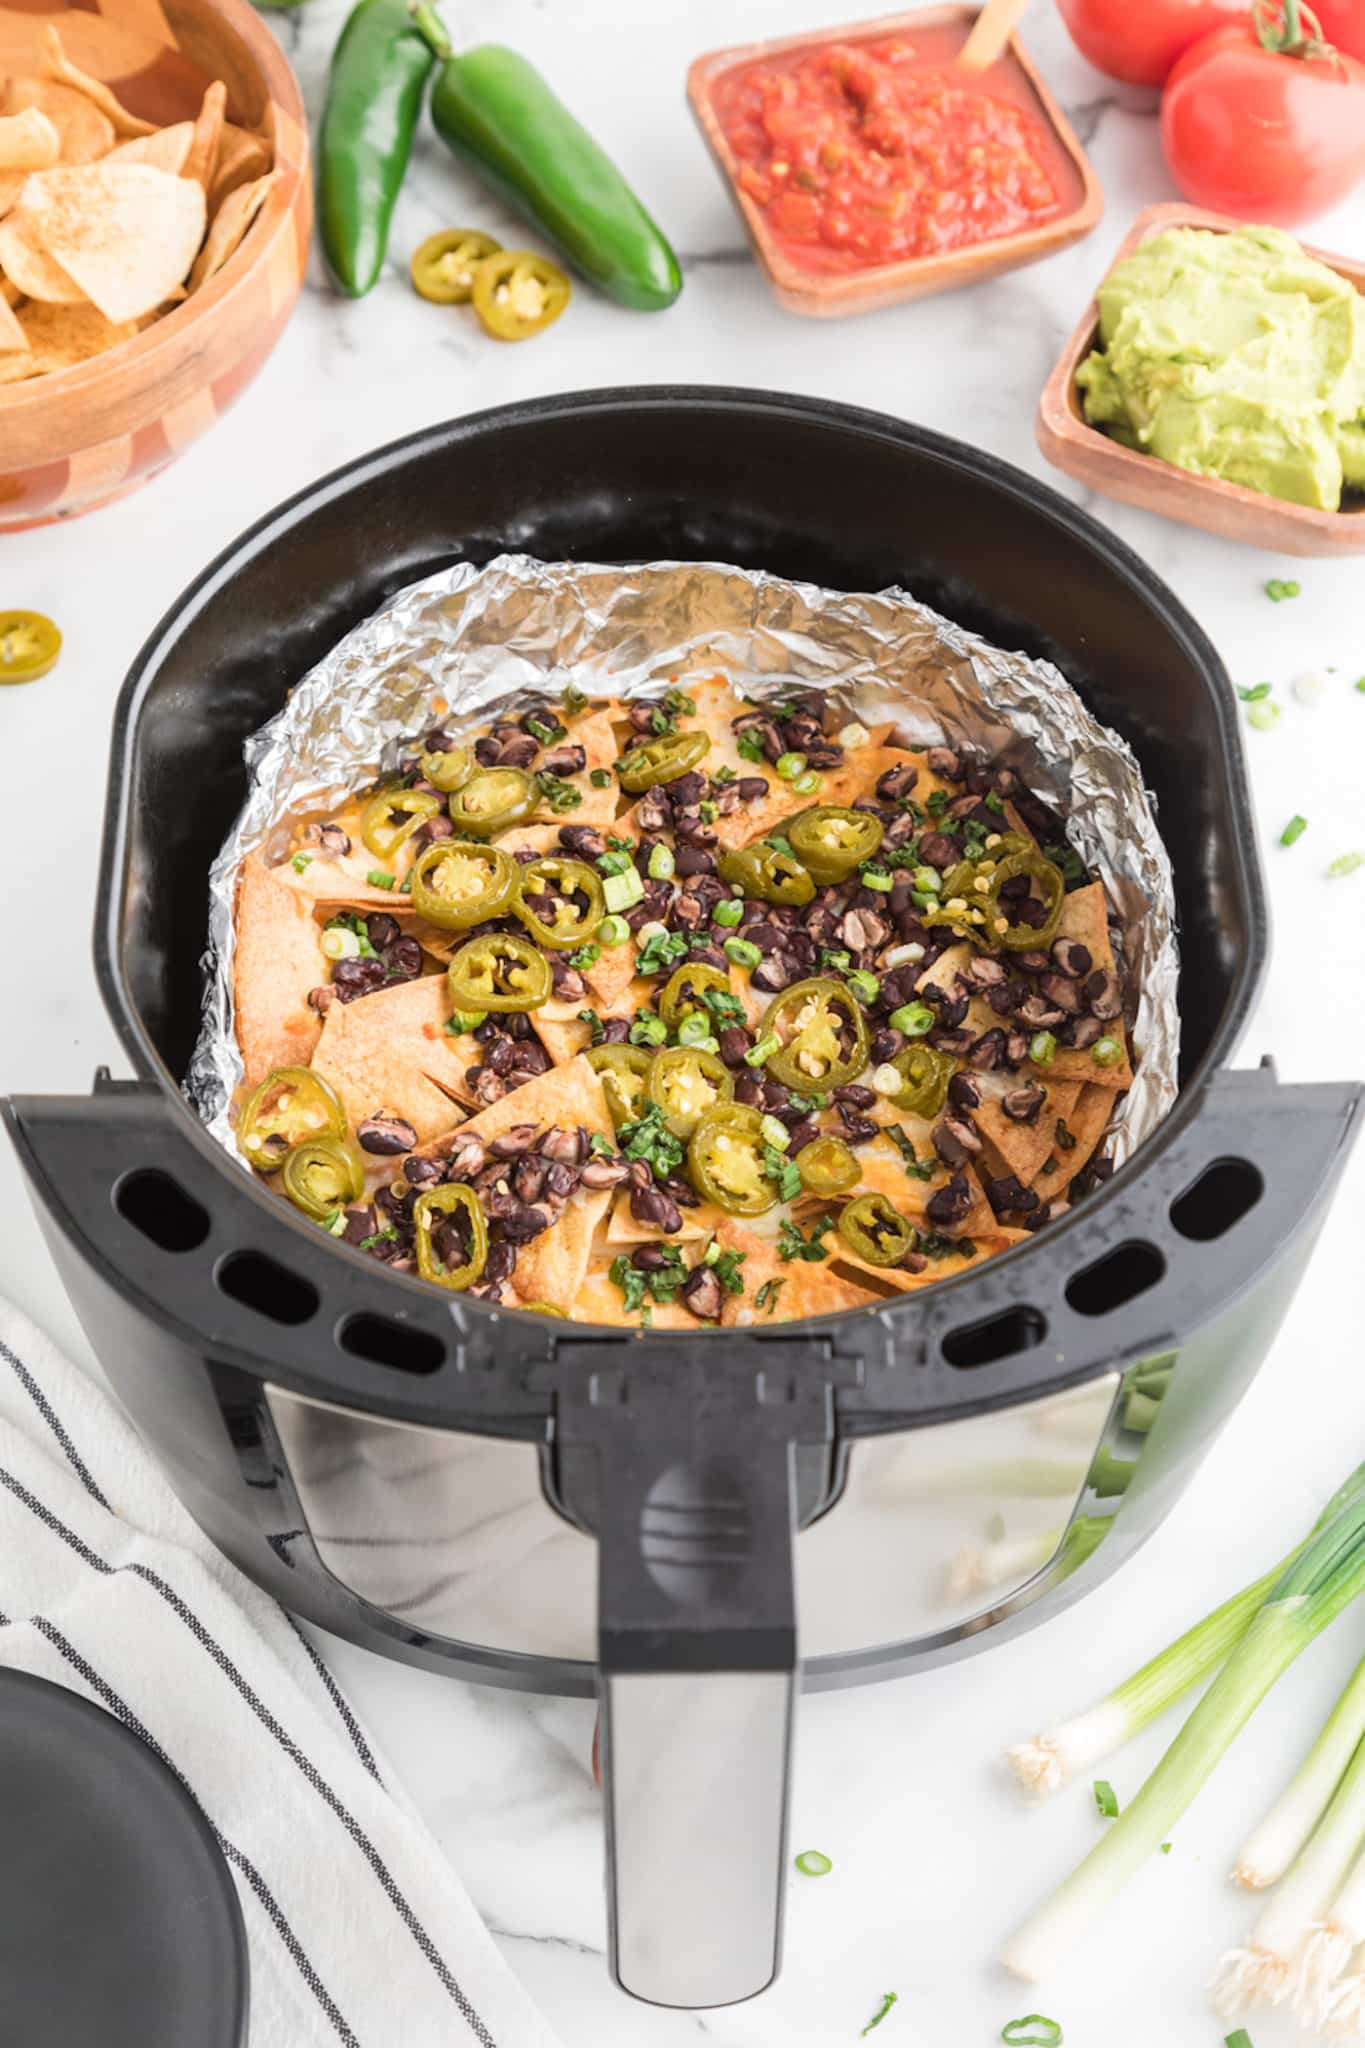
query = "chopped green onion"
(794, 1849, 832, 1877)
(792, 771, 820, 795)
(1029, 1031, 1057, 1069)
(888, 1001, 934, 1039)
(699, 799, 718, 822)
(603, 867, 645, 913)
(1093, 1780, 1119, 1820)
(820, 948, 852, 971)
(647, 843, 675, 882)
(713, 898, 744, 929)
(1265, 578, 1301, 601)
(912, 865, 942, 894)
(676, 1013, 712, 1048)
(321, 927, 361, 961)
(724, 936, 762, 969)
(1002, 1466, 1365, 1982)
(597, 914, 630, 946)
(1237, 683, 1272, 702)
(1356, 678, 1365, 694)
(366, 869, 395, 890)
(1328, 852, 1364, 879)
(1247, 701, 1281, 732)
(760, 1114, 790, 1151)
(446, 1008, 487, 1035)
(597, 849, 632, 876)
(291, 852, 312, 874)
(568, 943, 601, 970)
(628, 1013, 667, 1048)
(1091, 1037, 1122, 1069)
(846, 969, 880, 1004)
(860, 1990, 898, 2036)
(746, 1033, 779, 1067)
(775, 751, 806, 781)
(1001, 2020, 1061, 2047)
(860, 867, 893, 892)
(1279, 815, 1308, 847)
(1160, 1842, 1171, 1855)
(324, 1209, 348, 1236)
(1224, 2034, 1253, 2048)
(589, 767, 611, 787)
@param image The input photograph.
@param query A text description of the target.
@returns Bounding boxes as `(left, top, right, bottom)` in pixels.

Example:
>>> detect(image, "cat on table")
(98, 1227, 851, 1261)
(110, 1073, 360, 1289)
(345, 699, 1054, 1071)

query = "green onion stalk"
(1001, 1475, 1365, 1981)
(1212, 1721, 1365, 2025)
(1234, 1649, 1365, 1890)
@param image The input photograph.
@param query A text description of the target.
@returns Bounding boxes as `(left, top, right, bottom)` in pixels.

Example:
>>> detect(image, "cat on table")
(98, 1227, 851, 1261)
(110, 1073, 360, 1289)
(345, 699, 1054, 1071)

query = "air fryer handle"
(551, 1342, 836, 2009)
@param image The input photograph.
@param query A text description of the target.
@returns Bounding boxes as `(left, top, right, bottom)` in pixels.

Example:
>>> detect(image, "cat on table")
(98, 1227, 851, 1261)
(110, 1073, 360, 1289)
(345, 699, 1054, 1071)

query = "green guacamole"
(1077, 224, 1365, 512)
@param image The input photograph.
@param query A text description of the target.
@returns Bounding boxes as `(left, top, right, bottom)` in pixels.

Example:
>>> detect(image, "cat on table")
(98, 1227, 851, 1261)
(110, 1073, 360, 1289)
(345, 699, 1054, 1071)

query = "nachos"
(229, 677, 1133, 1326)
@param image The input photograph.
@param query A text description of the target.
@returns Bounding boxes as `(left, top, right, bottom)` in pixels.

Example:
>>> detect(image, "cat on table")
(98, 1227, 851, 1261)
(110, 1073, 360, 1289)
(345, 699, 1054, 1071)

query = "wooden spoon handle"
(958, 0, 1030, 71)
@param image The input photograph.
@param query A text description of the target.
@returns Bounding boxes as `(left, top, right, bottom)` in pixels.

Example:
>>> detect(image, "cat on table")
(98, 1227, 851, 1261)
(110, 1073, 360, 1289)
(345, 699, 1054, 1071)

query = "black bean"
(717, 1026, 753, 1069)
(926, 747, 961, 782)
(967, 1028, 1008, 1072)
(1050, 938, 1092, 979)
(947, 1073, 981, 1112)
(558, 824, 608, 860)
(1002, 1084, 1047, 1124)
(735, 1074, 764, 1106)
(736, 777, 770, 803)
(357, 1114, 417, 1156)
(331, 956, 388, 1004)
(538, 744, 586, 777)
(926, 1175, 973, 1227)
(870, 1028, 905, 1065)
(682, 1265, 724, 1321)
(876, 763, 918, 802)
(917, 832, 960, 870)
(676, 847, 717, 878)
(786, 1118, 820, 1154)
(502, 1205, 552, 1243)
(833, 1084, 877, 1109)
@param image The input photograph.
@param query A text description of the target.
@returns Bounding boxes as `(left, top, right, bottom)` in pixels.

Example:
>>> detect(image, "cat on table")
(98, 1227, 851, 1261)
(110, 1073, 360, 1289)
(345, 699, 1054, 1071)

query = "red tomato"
(1309, 0, 1365, 62)
(1056, 0, 1248, 85)
(1161, 23, 1365, 222)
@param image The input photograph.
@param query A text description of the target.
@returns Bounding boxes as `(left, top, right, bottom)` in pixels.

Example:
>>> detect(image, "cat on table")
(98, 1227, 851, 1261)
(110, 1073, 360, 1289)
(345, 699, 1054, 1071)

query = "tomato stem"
(1254, 0, 1334, 59)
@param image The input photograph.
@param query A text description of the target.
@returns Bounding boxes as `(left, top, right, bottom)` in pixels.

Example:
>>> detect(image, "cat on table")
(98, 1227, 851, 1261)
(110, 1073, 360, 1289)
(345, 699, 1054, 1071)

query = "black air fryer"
(7, 391, 1360, 2010)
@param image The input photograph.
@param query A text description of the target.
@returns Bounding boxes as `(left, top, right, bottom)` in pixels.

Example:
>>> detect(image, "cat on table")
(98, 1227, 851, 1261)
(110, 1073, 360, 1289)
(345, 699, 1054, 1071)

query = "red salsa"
(711, 30, 1075, 274)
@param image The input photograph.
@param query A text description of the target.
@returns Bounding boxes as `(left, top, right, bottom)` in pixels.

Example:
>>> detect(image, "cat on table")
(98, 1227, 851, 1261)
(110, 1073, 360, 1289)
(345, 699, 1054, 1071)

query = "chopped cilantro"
(609, 1245, 688, 1319)
(597, 849, 633, 877)
(766, 834, 794, 860)
(755, 1278, 784, 1315)
(568, 942, 601, 969)
(1237, 682, 1272, 702)
(737, 731, 766, 764)
(536, 770, 582, 814)
(637, 929, 689, 977)
(609, 1255, 648, 1315)
(618, 1100, 685, 1179)
(884, 1125, 935, 1180)
(712, 765, 737, 786)
(1043, 841, 1086, 887)
(712, 1248, 747, 1297)
(926, 789, 949, 818)
(358, 1224, 398, 1252)
(778, 1215, 834, 1264)
(984, 789, 1005, 813)
(527, 715, 567, 745)
(702, 986, 746, 1024)
(589, 1131, 616, 1158)
(291, 852, 312, 874)
(664, 688, 696, 717)
(577, 1008, 606, 1047)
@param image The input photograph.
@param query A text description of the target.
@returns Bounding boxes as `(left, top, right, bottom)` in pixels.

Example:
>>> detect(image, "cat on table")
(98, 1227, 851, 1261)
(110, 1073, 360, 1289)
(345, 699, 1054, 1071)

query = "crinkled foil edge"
(188, 554, 1179, 1163)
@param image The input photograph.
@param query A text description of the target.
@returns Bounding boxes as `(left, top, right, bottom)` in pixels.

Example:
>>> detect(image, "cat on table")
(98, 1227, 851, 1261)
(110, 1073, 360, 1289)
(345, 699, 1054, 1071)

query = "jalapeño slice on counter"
(419, 742, 474, 792)
(447, 766, 536, 838)
(788, 805, 884, 885)
(983, 849, 1066, 952)
(587, 1043, 653, 1129)
(446, 932, 552, 1011)
(717, 843, 816, 907)
(514, 855, 605, 948)
(412, 1183, 488, 1290)
(760, 976, 869, 1092)
(646, 1045, 734, 1140)
(281, 1137, 366, 1222)
(410, 227, 500, 303)
(236, 1067, 347, 1173)
(0, 610, 61, 684)
(838, 1193, 915, 1267)
(408, 839, 520, 928)
(889, 1042, 958, 1120)
(616, 728, 710, 792)
(688, 1102, 777, 1217)
(360, 785, 442, 861)
(796, 1133, 860, 1198)
(471, 249, 571, 339)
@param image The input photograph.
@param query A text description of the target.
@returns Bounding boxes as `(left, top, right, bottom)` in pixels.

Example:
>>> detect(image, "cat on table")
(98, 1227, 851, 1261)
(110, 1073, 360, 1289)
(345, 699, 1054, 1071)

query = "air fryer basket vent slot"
(1065, 1241, 1166, 1319)
(337, 1313, 444, 1377)
(941, 1306, 1046, 1369)
(217, 1250, 319, 1327)
(113, 1168, 210, 1253)
(1169, 1157, 1264, 1243)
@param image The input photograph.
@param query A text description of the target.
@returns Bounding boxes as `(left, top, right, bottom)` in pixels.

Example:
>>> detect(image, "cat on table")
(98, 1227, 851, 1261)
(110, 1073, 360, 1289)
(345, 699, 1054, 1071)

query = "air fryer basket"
(7, 390, 1360, 2009)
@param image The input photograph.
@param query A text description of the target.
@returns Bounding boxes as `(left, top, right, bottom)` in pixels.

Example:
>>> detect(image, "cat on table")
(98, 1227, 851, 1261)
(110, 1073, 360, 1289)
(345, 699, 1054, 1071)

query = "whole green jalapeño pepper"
(317, 0, 436, 297)
(410, 9, 682, 311)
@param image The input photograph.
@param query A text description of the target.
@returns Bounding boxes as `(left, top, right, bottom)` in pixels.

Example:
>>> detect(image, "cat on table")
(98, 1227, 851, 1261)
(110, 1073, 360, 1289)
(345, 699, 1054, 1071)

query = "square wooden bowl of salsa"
(687, 6, 1102, 318)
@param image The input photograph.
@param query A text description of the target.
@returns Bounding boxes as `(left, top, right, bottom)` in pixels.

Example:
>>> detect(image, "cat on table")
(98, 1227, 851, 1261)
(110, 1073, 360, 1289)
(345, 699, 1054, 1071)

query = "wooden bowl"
(0, 0, 309, 531)
(1037, 202, 1365, 557)
(687, 5, 1103, 319)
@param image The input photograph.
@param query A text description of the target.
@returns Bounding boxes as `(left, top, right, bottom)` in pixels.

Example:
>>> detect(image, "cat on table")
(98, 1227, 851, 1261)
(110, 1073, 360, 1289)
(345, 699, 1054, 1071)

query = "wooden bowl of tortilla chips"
(0, 0, 308, 528)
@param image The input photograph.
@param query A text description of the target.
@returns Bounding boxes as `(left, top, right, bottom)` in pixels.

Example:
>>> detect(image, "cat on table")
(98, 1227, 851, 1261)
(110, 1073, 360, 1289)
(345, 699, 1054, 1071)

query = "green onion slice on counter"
(1279, 815, 1308, 847)
(794, 1849, 832, 1876)
(1093, 1779, 1119, 1819)
(1328, 852, 1364, 879)
(1224, 2033, 1254, 2048)
(861, 1989, 898, 2035)
(1001, 2018, 1062, 2046)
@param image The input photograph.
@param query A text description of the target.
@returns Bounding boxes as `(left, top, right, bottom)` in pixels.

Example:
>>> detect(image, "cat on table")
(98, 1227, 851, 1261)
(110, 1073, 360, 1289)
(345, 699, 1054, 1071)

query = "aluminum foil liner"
(188, 555, 1180, 1161)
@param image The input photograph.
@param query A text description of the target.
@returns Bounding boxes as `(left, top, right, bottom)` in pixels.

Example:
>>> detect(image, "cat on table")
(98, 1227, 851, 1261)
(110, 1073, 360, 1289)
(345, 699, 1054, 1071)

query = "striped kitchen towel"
(0, 1299, 564, 2048)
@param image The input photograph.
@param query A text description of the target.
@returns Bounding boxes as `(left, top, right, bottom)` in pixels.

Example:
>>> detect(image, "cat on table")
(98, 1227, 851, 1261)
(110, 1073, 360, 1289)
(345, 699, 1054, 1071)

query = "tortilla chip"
(1, 296, 136, 374)
(0, 108, 59, 173)
(973, 1080, 1082, 1186)
(232, 853, 329, 1088)
(310, 975, 473, 1146)
(209, 123, 272, 213)
(507, 1188, 612, 1310)
(275, 843, 411, 912)
(413, 1050, 614, 1164)
(182, 80, 225, 194)
(0, 209, 83, 303)
(23, 162, 205, 323)
(1029, 1082, 1115, 1200)
(39, 27, 157, 139)
(108, 123, 193, 175)
(530, 706, 619, 828)
(715, 1218, 876, 1325)
(1044, 885, 1133, 1087)
(188, 167, 273, 293)
(3, 78, 114, 165)
(0, 289, 27, 350)
(704, 734, 956, 852)
(843, 1141, 997, 1240)
(829, 1229, 1027, 1296)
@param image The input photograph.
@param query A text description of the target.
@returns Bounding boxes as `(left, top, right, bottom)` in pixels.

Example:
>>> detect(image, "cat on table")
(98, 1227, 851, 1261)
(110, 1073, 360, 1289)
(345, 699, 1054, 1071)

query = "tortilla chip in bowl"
(0, 0, 309, 530)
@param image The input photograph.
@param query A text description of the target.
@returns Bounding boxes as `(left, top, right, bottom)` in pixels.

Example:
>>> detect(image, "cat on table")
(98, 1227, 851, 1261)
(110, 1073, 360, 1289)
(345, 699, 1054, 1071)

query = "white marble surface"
(3, 1, 1365, 2041)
